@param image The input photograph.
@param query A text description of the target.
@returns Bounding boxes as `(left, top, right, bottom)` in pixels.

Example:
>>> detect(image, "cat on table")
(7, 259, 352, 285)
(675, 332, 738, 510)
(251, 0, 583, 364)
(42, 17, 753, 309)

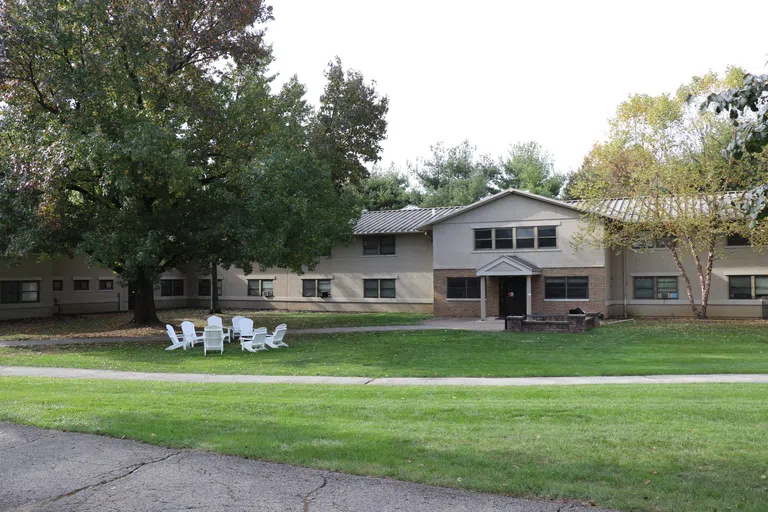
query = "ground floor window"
(303, 279, 331, 298)
(729, 275, 768, 299)
(633, 276, 678, 299)
(160, 279, 184, 297)
(247, 279, 274, 297)
(1, 281, 40, 303)
(52, 280, 63, 292)
(99, 279, 114, 291)
(364, 279, 396, 298)
(73, 279, 90, 291)
(447, 277, 481, 299)
(198, 278, 223, 297)
(544, 276, 588, 300)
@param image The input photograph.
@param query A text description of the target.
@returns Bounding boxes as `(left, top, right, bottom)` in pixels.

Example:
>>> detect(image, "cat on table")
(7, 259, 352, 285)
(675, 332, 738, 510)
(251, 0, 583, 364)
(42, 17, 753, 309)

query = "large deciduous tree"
(496, 141, 564, 198)
(572, 70, 768, 319)
(358, 165, 421, 211)
(0, 0, 376, 324)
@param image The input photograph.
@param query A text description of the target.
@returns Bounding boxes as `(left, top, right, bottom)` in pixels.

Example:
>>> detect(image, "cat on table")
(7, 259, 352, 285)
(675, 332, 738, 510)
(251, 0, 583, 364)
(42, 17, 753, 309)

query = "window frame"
(52, 280, 63, 292)
(446, 277, 481, 299)
(362, 235, 396, 256)
(726, 234, 750, 247)
(302, 279, 331, 298)
(633, 276, 679, 300)
(537, 226, 557, 248)
(474, 226, 559, 251)
(197, 278, 222, 297)
(363, 279, 396, 299)
(0, 280, 40, 304)
(160, 279, 185, 297)
(544, 276, 589, 300)
(515, 227, 535, 249)
(728, 275, 768, 300)
(73, 279, 90, 292)
(98, 279, 114, 291)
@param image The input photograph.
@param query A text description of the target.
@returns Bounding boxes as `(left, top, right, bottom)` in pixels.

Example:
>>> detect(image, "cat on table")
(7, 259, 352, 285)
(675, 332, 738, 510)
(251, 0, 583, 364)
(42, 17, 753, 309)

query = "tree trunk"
(131, 270, 161, 325)
(669, 246, 700, 317)
(698, 239, 716, 319)
(209, 263, 221, 314)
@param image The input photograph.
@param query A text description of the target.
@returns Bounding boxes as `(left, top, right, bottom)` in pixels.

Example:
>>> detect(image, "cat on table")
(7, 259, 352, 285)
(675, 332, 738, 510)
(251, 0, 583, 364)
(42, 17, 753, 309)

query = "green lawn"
(1, 378, 766, 512)
(2, 320, 767, 377)
(0, 309, 431, 341)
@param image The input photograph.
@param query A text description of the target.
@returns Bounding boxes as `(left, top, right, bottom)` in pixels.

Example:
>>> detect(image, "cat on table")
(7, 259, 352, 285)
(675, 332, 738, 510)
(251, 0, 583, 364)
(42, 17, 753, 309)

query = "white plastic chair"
(231, 315, 245, 339)
(265, 325, 288, 349)
(164, 324, 190, 351)
(241, 327, 267, 353)
(207, 315, 231, 343)
(203, 326, 224, 355)
(181, 321, 204, 348)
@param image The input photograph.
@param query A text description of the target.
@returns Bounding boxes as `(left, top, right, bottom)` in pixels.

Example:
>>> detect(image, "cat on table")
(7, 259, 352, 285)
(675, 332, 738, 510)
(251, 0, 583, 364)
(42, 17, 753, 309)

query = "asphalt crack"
(302, 473, 329, 512)
(33, 450, 181, 508)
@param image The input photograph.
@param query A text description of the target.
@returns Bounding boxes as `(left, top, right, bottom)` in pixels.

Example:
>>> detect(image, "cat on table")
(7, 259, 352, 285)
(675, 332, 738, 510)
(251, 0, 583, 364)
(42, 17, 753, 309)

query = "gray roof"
(354, 206, 466, 235)
(566, 192, 745, 222)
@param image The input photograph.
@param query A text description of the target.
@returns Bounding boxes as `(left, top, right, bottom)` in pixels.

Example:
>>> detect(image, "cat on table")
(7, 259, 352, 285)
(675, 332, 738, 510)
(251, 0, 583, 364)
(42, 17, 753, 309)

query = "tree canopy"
(0, 0, 384, 323)
(358, 165, 421, 211)
(496, 141, 564, 197)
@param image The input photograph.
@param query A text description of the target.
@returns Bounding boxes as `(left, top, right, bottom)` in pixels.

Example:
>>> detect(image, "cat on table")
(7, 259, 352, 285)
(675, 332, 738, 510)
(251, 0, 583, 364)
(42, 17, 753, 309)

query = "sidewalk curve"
(2, 366, 768, 386)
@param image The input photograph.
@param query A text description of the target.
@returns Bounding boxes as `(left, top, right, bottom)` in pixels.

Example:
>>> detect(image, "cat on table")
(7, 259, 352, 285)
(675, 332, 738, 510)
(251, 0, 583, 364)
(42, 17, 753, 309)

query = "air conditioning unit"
(659, 293, 670, 299)
(321, 291, 331, 298)
(262, 290, 274, 298)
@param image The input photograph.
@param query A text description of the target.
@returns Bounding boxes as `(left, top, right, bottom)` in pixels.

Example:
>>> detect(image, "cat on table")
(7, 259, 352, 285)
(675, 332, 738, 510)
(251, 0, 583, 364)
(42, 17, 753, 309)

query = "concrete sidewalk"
(0, 422, 613, 512)
(0, 318, 506, 348)
(3, 366, 768, 386)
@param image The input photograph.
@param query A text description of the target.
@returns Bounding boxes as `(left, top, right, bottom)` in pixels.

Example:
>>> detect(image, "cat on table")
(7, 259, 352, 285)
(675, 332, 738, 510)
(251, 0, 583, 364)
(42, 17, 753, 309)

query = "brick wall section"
(530, 267, 606, 317)
(434, 269, 485, 317)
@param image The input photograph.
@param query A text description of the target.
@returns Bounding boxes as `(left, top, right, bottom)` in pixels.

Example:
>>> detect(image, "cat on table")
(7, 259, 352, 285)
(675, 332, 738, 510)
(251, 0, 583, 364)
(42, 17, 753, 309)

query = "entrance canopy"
(475, 255, 541, 277)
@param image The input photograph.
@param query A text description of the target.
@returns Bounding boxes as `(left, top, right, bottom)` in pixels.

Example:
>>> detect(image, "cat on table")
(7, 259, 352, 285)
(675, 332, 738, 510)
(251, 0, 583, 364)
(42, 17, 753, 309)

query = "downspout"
(622, 248, 627, 318)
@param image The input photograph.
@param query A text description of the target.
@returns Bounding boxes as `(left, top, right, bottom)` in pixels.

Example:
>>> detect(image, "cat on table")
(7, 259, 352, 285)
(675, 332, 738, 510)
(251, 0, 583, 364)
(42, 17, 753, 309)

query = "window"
(537, 226, 557, 248)
(516, 227, 535, 249)
(198, 279, 222, 296)
(52, 280, 63, 292)
(247, 279, 273, 297)
(160, 279, 184, 297)
(544, 276, 588, 300)
(364, 279, 396, 298)
(99, 280, 114, 291)
(363, 236, 396, 256)
(1, 281, 40, 303)
(73, 279, 90, 291)
(303, 279, 331, 297)
(474, 230, 493, 250)
(729, 275, 768, 299)
(634, 276, 678, 299)
(727, 234, 750, 247)
(494, 229, 513, 249)
(475, 226, 558, 250)
(447, 277, 481, 299)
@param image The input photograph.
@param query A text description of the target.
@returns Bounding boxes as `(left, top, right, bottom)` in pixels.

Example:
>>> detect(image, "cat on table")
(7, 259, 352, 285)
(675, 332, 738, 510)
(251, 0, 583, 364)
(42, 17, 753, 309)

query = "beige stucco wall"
(185, 233, 435, 313)
(431, 193, 605, 271)
(51, 255, 127, 314)
(0, 258, 54, 319)
(609, 242, 768, 318)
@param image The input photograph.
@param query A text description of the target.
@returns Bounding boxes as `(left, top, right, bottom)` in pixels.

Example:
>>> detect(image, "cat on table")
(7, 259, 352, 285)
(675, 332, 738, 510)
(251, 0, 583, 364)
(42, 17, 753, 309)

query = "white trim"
(218, 296, 433, 304)
(480, 276, 487, 320)
(358, 275, 399, 280)
(605, 299, 765, 306)
(544, 299, 590, 302)
(301, 275, 334, 280)
(245, 275, 277, 280)
(71, 276, 92, 281)
(470, 220, 563, 229)
(435, 263, 604, 270)
(629, 272, 681, 277)
(526, 275, 532, 315)
(449, 298, 481, 302)
(360, 254, 398, 258)
(0, 277, 44, 281)
(471, 249, 561, 254)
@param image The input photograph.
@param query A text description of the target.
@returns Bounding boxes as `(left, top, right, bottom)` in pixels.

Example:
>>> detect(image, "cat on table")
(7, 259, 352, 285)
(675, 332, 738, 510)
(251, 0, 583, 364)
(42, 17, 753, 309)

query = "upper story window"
(474, 226, 557, 250)
(303, 279, 331, 298)
(1, 281, 40, 303)
(632, 232, 676, 249)
(726, 234, 750, 247)
(363, 236, 395, 256)
(52, 280, 63, 292)
(160, 279, 184, 297)
(198, 278, 223, 297)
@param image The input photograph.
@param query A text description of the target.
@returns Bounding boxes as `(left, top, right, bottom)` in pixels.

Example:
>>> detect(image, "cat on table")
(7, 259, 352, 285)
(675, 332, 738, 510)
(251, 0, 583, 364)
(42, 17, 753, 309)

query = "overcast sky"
(266, 0, 768, 176)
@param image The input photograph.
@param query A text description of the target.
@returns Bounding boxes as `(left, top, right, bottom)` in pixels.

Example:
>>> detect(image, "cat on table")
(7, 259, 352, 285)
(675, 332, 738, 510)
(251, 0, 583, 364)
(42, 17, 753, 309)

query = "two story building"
(2, 189, 766, 320)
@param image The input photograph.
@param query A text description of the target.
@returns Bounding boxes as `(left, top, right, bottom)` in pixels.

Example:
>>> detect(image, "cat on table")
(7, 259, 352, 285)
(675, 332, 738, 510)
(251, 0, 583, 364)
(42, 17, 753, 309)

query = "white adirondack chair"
(231, 315, 245, 339)
(181, 321, 204, 348)
(207, 315, 231, 342)
(241, 327, 268, 353)
(265, 325, 288, 349)
(203, 326, 224, 355)
(164, 324, 190, 351)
